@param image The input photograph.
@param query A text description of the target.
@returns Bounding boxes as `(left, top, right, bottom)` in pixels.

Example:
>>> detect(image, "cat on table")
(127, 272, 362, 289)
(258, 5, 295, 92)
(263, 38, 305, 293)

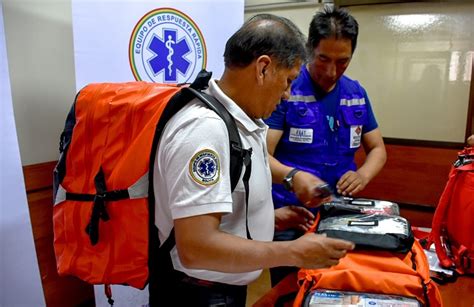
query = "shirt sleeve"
(362, 88, 378, 134)
(158, 109, 233, 219)
(263, 100, 288, 130)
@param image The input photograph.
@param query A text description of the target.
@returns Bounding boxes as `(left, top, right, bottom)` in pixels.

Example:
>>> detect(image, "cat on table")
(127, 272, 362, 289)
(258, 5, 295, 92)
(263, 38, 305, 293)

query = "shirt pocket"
(338, 105, 367, 149)
(340, 105, 367, 125)
(286, 103, 319, 126)
(286, 103, 326, 147)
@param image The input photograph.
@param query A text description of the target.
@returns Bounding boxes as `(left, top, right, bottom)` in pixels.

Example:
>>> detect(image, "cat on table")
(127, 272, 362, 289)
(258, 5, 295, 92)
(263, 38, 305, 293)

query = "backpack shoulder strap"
(149, 70, 253, 244)
(182, 86, 250, 192)
(182, 87, 253, 240)
(152, 70, 250, 193)
(149, 71, 253, 293)
(53, 91, 80, 201)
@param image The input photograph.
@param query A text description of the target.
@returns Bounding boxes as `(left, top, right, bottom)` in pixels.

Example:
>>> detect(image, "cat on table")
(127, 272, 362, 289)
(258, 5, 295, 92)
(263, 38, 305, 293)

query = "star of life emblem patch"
(189, 149, 220, 185)
(129, 7, 207, 83)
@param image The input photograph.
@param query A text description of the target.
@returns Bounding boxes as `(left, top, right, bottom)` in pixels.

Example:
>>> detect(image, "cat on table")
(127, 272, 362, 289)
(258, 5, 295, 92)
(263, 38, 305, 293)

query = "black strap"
(182, 87, 244, 192)
(148, 71, 218, 295)
(66, 189, 129, 202)
(85, 168, 111, 245)
(153, 75, 253, 242)
(189, 69, 212, 91)
(61, 167, 130, 246)
(182, 87, 254, 239)
(149, 71, 254, 301)
(63, 174, 130, 246)
(242, 149, 253, 239)
(431, 270, 458, 285)
(152, 68, 245, 201)
(53, 92, 79, 202)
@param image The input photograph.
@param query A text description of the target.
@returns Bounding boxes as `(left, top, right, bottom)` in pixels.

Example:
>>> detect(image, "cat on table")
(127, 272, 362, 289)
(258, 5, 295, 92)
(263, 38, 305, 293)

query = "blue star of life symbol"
(198, 158, 216, 177)
(148, 29, 191, 82)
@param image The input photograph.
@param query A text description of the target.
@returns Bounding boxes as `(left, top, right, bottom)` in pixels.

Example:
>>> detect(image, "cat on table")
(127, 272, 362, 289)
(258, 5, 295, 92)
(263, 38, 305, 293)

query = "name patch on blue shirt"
(289, 128, 313, 143)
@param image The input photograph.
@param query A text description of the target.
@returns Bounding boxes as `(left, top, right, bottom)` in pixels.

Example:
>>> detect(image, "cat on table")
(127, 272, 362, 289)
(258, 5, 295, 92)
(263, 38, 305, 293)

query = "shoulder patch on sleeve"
(189, 149, 220, 186)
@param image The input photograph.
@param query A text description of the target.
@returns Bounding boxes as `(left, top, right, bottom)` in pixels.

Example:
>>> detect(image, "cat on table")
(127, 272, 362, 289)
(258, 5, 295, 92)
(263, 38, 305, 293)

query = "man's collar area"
(206, 79, 265, 133)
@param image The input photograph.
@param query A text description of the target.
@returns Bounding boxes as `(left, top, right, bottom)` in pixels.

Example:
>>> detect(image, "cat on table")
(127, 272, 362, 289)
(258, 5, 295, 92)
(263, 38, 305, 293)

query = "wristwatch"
(282, 168, 300, 192)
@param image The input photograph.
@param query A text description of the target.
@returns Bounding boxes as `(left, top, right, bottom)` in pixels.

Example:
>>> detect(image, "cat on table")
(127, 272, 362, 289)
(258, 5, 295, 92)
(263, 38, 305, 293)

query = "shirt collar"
(206, 79, 266, 133)
(302, 65, 340, 99)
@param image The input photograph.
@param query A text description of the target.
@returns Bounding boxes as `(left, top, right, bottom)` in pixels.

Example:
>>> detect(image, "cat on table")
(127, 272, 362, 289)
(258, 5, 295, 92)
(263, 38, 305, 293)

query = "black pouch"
(316, 214, 414, 253)
(321, 197, 399, 218)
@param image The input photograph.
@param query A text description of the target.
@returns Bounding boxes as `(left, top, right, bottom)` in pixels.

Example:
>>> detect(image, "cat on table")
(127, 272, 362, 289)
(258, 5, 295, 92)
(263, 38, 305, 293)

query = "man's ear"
(255, 55, 271, 85)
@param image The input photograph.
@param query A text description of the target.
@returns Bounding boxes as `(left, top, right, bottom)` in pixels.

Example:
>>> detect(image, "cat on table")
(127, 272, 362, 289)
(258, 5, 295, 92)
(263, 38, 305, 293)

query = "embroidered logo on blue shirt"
(326, 115, 335, 132)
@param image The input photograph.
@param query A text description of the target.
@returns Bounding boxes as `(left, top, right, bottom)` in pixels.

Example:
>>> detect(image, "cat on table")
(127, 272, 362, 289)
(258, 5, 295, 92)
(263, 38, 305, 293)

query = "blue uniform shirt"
(265, 65, 378, 209)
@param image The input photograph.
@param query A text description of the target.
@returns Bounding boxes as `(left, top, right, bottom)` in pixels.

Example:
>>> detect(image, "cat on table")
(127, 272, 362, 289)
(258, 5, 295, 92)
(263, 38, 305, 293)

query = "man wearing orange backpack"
(149, 14, 354, 307)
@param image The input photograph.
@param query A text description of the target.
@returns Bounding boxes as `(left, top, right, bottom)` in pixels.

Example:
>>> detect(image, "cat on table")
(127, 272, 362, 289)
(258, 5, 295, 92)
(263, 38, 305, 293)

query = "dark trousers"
(149, 270, 247, 307)
(269, 229, 305, 287)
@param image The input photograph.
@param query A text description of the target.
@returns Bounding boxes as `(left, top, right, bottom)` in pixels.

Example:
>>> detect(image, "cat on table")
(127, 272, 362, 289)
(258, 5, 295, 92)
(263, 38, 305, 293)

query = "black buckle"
(454, 154, 474, 167)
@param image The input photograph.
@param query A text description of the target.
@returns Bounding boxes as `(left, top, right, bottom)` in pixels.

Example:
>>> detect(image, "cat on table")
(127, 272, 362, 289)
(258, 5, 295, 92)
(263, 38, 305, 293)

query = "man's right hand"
(292, 171, 332, 208)
(290, 232, 355, 269)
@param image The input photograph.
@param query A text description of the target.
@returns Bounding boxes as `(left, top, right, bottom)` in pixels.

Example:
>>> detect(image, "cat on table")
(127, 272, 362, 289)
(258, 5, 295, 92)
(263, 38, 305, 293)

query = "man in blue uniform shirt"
(265, 6, 387, 286)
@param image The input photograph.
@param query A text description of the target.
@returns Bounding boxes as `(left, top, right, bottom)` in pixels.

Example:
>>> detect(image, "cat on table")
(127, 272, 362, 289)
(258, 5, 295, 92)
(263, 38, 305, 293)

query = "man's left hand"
(336, 170, 368, 196)
(274, 206, 315, 232)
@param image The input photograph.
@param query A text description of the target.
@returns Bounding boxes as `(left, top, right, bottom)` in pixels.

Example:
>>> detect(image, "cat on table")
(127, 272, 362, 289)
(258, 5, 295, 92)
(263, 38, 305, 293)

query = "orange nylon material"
(53, 82, 181, 289)
(427, 147, 474, 274)
(430, 146, 474, 274)
(447, 171, 474, 274)
(294, 239, 443, 307)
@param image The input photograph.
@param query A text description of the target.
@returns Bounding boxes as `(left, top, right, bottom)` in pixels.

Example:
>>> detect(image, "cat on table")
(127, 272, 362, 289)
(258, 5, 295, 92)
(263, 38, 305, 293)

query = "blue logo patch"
(189, 149, 220, 185)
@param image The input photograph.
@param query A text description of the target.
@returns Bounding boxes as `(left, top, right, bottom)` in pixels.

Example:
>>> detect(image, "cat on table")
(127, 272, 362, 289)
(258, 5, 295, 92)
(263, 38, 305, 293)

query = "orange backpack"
(423, 146, 474, 276)
(52, 70, 248, 302)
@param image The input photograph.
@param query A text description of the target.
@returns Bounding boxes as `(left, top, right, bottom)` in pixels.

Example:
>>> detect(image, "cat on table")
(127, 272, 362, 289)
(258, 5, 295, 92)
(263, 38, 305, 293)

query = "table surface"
(252, 272, 474, 307)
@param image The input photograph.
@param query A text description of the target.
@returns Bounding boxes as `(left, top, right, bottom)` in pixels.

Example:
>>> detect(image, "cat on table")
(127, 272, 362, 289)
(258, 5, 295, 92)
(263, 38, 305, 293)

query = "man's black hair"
(224, 14, 307, 69)
(307, 6, 359, 55)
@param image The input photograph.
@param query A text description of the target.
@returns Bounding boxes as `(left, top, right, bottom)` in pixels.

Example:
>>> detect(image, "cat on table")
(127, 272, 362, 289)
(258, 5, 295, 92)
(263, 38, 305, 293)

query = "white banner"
(0, 2, 45, 306)
(72, 0, 244, 90)
(71, 1, 244, 305)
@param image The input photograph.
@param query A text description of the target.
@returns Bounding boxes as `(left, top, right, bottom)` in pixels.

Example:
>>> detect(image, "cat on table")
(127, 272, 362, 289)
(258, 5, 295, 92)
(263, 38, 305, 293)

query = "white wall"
(347, 2, 473, 142)
(1, 2, 45, 305)
(245, 1, 322, 36)
(3, 0, 75, 165)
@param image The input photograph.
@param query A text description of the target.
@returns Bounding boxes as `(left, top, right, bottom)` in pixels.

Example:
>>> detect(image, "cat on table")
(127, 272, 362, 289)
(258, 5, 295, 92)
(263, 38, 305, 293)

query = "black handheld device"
(315, 183, 333, 198)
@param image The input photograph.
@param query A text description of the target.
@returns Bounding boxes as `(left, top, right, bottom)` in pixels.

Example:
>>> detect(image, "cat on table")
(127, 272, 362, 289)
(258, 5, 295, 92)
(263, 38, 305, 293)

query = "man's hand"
(336, 170, 368, 196)
(275, 206, 315, 232)
(290, 232, 355, 269)
(292, 171, 332, 208)
(467, 134, 474, 146)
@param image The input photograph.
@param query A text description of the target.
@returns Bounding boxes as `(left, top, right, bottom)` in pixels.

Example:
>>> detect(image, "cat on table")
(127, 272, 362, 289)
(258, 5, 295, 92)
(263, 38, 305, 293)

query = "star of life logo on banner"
(129, 8, 207, 83)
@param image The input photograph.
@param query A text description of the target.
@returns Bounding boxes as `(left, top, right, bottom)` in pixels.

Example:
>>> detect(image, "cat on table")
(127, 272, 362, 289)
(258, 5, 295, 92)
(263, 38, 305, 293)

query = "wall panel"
(24, 161, 94, 307)
(347, 2, 474, 142)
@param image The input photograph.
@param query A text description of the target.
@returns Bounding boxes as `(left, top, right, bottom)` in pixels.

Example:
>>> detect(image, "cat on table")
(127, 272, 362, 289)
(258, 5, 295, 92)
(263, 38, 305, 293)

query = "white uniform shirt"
(153, 79, 274, 285)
